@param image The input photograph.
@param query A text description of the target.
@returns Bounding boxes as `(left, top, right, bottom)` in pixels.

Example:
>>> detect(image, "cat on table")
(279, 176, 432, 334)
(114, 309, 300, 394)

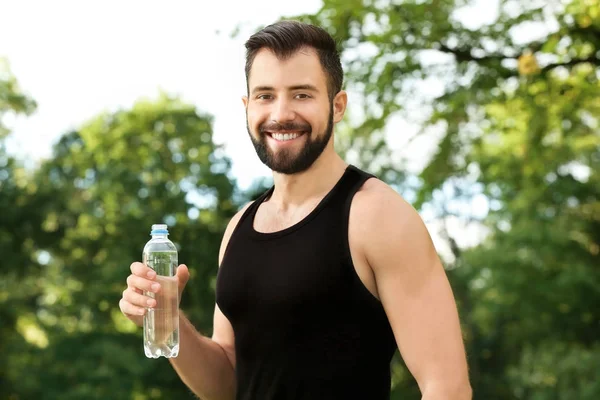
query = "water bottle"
(142, 224, 179, 358)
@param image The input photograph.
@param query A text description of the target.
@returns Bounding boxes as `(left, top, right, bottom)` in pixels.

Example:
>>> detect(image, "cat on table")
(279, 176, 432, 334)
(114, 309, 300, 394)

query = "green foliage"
(0, 59, 43, 399)
(0, 85, 243, 398)
(0, 58, 36, 138)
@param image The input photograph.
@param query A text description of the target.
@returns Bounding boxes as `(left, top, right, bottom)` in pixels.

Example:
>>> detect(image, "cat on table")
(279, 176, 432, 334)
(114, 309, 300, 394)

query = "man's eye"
(295, 94, 311, 99)
(257, 94, 273, 100)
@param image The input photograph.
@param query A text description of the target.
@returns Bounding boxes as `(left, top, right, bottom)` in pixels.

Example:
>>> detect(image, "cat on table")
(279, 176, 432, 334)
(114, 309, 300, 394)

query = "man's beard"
(247, 105, 334, 175)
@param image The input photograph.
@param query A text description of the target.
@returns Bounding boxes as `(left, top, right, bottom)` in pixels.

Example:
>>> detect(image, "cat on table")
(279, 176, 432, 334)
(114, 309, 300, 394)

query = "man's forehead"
(248, 47, 326, 87)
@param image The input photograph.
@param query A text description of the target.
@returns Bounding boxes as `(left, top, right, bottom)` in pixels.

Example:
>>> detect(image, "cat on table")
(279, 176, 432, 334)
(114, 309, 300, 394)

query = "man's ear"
(242, 95, 248, 108)
(332, 90, 348, 123)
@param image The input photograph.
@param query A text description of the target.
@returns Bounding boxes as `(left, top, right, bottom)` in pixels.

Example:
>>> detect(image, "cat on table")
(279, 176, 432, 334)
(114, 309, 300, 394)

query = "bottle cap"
(150, 224, 169, 235)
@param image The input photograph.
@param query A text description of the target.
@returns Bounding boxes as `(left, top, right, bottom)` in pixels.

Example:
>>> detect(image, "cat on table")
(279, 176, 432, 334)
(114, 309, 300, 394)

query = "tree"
(1, 91, 243, 399)
(0, 57, 42, 399)
(293, 0, 599, 398)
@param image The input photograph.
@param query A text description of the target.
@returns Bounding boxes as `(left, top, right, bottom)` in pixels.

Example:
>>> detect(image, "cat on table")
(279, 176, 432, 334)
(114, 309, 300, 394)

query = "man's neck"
(269, 150, 347, 209)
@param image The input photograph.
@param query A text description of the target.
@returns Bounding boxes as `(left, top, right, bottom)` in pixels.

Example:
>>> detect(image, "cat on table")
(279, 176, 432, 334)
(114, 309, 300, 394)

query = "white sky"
(1, 0, 497, 259)
(1, 0, 324, 188)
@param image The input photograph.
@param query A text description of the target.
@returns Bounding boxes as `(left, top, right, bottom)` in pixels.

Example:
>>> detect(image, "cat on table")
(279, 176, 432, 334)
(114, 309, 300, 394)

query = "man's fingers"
(123, 287, 156, 308)
(130, 261, 156, 279)
(130, 286, 142, 295)
(127, 274, 161, 293)
(119, 298, 146, 317)
(120, 262, 158, 327)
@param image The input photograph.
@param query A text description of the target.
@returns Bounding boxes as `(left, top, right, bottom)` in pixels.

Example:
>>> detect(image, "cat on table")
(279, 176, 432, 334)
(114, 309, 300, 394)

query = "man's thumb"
(176, 264, 190, 289)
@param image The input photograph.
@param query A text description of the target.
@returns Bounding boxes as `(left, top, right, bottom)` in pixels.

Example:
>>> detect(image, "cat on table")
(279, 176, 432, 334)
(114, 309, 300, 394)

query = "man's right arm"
(169, 307, 236, 400)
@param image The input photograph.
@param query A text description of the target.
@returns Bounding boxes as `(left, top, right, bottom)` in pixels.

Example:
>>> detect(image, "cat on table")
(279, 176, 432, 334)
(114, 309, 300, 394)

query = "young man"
(120, 20, 472, 400)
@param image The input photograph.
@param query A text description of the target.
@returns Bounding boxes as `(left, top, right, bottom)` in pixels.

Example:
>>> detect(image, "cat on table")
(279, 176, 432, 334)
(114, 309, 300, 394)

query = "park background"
(1, 0, 598, 398)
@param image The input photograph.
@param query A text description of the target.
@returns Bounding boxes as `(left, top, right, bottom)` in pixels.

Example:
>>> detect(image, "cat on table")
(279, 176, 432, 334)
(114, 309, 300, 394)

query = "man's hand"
(119, 262, 190, 327)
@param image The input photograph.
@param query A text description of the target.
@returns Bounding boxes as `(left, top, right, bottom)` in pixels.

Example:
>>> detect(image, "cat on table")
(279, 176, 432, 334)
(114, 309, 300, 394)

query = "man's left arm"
(357, 183, 472, 400)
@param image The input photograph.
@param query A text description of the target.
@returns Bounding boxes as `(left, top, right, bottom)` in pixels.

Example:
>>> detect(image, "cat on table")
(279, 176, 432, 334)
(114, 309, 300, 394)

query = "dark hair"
(244, 20, 343, 100)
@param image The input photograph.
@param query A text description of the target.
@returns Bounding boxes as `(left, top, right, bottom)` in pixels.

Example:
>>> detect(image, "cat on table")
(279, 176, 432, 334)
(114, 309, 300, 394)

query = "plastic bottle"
(142, 224, 179, 358)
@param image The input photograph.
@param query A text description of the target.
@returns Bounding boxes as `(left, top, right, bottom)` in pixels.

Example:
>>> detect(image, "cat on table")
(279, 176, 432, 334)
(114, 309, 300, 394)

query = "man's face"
(243, 47, 344, 175)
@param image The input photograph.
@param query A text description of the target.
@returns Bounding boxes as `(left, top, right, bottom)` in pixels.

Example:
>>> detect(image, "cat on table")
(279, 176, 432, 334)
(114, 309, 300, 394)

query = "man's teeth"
(271, 132, 301, 141)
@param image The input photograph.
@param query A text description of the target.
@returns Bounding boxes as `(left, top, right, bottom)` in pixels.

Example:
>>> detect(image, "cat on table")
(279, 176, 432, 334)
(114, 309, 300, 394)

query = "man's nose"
(270, 97, 296, 123)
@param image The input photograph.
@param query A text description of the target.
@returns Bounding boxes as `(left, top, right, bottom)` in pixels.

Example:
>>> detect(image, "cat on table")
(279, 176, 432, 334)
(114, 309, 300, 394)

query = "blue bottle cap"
(150, 224, 169, 235)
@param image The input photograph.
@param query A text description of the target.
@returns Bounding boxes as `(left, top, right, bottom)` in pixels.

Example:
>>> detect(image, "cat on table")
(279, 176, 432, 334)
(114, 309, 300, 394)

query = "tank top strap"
(327, 164, 377, 208)
(233, 185, 275, 236)
(329, 165, 378, 274)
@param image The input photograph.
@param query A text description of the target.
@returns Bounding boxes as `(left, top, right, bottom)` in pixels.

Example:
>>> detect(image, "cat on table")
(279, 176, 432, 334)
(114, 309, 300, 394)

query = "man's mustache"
(259, 121, 311, 134)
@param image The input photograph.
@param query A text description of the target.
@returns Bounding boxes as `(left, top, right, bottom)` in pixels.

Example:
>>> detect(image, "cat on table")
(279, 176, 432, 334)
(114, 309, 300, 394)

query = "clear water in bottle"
(142, 224, 179, 358)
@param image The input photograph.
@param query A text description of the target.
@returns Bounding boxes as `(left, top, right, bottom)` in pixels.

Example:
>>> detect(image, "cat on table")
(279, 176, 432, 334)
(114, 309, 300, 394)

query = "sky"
(1, 0, 496, 259)
(1, 0, 323, 188)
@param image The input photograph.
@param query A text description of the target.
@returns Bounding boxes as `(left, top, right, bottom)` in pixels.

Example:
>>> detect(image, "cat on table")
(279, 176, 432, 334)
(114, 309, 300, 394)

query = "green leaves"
(0, 86, 243, 398)
(0, 58, 37, 138)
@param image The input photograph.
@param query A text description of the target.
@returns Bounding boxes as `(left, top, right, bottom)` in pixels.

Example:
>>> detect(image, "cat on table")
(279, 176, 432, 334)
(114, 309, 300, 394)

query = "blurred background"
(0, 0, 598, 399)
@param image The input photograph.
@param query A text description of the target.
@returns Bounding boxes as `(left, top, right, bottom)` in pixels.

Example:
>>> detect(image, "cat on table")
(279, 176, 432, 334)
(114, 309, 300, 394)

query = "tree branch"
(435, 43, 517, 78)
(437, 44, 512, 64)
(541, 56, 600, 73)
(436, 42, 599, 76)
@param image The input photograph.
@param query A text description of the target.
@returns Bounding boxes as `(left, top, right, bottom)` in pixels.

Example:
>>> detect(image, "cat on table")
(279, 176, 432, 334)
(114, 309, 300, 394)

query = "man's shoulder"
(353, 176, 410, 214)
(350, 175, 436, 276)
(351, 175, 423, 238)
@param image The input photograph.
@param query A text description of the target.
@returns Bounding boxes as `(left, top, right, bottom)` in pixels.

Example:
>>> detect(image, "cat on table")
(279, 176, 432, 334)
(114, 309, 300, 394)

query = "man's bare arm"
(168, 309, 236, 400)
(354, 181, 472, 400)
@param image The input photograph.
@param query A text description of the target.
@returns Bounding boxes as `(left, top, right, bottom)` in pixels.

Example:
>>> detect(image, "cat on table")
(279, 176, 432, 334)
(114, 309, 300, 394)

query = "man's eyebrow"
(288, 84, 319, 92)
(251, 86, 275, 95)
(250, 84, 320, 95)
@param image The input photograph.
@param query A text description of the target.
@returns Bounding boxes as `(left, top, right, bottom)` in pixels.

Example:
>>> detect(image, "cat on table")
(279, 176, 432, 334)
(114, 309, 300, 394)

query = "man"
(119, 20, 472, 400)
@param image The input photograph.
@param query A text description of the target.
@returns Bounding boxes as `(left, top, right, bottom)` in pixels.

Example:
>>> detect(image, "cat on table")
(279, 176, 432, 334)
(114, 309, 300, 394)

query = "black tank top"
(215, 165, 397, 400)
